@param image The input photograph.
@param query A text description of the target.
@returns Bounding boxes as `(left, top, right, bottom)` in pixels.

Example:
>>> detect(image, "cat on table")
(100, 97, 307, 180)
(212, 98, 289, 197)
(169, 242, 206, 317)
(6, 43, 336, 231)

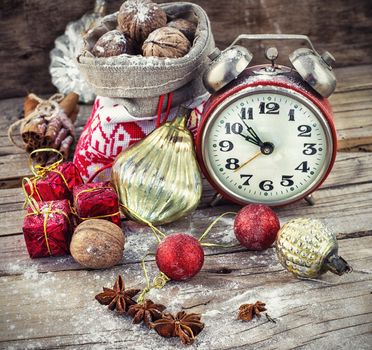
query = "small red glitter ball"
(234, 204, 280, 250)
(156, 233, 204, 281)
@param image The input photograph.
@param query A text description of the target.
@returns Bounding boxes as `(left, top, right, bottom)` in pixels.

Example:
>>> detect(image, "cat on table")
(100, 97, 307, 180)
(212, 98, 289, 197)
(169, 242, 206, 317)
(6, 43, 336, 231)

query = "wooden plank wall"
(1, 0, 372, 99)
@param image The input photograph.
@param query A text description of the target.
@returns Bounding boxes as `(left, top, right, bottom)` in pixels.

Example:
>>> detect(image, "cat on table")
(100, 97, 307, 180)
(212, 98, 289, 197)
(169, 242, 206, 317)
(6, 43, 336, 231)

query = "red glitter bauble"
(155, 233, 204, 281)
(234, 204, 280, 250)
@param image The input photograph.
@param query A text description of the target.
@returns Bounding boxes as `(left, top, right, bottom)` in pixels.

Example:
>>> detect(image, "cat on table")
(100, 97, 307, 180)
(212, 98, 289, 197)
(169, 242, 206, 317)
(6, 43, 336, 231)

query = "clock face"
(202, 86, 334, 205)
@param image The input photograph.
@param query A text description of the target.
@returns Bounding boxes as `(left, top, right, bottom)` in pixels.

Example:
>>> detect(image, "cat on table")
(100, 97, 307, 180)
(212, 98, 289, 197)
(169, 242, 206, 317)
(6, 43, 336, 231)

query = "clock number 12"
(259, 102, 280, 115)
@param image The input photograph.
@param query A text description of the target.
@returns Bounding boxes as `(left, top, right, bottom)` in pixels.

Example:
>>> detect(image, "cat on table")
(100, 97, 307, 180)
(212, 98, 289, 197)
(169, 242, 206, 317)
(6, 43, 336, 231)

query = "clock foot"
(304, 194, 315, 206)
(210, 193, 224, 207)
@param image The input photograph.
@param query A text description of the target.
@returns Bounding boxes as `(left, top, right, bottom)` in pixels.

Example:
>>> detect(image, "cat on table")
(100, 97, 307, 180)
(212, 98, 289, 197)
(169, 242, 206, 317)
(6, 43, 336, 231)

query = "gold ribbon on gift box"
(23, 148, 70, 206)
(23, 182, 71, 256)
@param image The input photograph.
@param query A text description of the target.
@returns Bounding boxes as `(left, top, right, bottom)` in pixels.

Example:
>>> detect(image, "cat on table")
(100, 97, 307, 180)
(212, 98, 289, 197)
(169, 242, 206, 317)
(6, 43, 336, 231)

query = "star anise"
(237, 301, 267, 321)
(151, 311, 204, 345)
(95, 275, 140, 314)
(128, 299, 166, 327)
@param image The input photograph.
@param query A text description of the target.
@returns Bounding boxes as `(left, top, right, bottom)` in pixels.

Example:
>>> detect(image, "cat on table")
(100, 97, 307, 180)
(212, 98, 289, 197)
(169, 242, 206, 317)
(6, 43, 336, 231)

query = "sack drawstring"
(87, 162, 114, 183)
(156, 92, 173, 128)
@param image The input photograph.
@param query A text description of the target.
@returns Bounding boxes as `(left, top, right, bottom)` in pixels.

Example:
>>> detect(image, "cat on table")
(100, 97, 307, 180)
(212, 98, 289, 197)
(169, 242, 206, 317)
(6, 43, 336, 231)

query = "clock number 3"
(303, 143, 317, 155)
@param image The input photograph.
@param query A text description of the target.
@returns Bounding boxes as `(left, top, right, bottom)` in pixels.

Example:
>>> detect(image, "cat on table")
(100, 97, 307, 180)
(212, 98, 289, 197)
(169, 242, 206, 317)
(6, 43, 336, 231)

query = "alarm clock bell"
(204, 34, 336, 98)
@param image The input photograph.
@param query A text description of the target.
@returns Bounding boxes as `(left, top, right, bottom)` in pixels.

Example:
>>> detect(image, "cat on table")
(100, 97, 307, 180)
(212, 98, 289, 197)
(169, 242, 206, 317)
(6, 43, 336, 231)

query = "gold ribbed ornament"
(276, 218, 351, 278)
(111, 108, 202, 225)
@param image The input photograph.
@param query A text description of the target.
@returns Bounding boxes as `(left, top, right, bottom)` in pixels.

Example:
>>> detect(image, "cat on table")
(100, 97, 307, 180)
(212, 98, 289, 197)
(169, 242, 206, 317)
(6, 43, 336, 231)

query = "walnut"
(167, 18, 197, 42)
(70, 219, 125, 269)
(142, 27, 191, 58)
(117, 0, 167, 44)
(92, 30, 133, 57)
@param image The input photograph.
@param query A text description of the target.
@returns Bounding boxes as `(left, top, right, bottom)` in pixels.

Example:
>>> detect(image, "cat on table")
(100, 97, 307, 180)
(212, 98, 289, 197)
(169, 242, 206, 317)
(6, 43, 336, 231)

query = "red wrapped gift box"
(23, 200, 73, 258)
(24, 162, 83, 202)
(73, 182, 121, 226)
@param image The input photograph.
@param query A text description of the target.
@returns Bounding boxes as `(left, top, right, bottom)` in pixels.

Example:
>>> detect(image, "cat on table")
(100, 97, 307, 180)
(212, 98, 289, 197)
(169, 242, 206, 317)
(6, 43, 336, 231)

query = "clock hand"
(239, 114, 264, 146)
(234, 151, 262, 172)
(246, 126, 263, 146)
(238, 132, 261, 146)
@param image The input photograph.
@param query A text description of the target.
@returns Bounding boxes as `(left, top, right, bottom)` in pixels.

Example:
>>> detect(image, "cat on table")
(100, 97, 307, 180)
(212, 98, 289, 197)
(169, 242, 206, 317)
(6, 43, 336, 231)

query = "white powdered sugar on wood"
(1, 209, 364, 349)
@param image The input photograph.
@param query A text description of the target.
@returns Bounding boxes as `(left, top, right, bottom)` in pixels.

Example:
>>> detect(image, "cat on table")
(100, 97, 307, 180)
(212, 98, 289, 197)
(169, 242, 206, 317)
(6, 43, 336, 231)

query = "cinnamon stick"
(59, 92, 79, 123)
(23, 95, 39, 117)
(51, 127, 69, 149)
(21, 116, 47, 147)
(59, 135, 74, 159)
(45, 116, 63, 145)
(69, 105, 79, 124)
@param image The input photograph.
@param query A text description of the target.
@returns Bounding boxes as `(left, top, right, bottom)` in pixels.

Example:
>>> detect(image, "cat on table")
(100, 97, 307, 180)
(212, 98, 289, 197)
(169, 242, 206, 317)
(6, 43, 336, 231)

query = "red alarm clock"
(196, 34, 337, 206)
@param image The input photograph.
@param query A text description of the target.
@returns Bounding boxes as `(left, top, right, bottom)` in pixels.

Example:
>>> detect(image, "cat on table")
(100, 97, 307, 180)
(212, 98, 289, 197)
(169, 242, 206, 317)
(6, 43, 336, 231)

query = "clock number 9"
(259, 180, 274, 191)
(219, 140, 234, 152)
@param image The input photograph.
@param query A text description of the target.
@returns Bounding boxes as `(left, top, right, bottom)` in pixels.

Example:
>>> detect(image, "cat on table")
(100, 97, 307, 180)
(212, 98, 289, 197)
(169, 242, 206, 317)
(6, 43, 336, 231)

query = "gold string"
(119, 203, 166, 243)
(42, 203, 53, 255)
(79, 212, 121, 221)
(74, 186, 116, 202)
(29, 148, 64, 176)
(137, 253, 170, 304)
(198, 212, 237, 242)
(22, 177, 40, 211)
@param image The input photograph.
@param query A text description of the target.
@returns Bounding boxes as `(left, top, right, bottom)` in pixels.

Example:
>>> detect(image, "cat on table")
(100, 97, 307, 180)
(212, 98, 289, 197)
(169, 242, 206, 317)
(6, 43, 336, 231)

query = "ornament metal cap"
(203, 46, 253, 93)
(289, 48, 337, 97)
(325, 253, 352, 276)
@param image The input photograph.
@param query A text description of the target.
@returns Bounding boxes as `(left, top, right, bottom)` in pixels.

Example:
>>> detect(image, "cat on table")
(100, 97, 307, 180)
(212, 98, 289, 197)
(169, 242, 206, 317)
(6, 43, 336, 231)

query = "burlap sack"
(77, 2, 215, 117)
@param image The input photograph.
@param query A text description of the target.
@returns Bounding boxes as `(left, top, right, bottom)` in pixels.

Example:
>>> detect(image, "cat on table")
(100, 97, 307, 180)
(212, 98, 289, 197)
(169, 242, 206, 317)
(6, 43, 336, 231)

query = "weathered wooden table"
(0, 65, 371, 350)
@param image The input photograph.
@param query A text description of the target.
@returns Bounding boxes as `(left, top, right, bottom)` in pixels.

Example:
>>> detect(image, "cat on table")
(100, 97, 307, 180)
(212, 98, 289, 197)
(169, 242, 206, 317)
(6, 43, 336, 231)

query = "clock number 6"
(259, 180, 274, 191)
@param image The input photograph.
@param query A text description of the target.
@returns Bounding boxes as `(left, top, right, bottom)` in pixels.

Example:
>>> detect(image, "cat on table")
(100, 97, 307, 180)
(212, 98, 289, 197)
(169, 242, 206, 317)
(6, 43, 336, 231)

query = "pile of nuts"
(91, 0, 197, 59)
